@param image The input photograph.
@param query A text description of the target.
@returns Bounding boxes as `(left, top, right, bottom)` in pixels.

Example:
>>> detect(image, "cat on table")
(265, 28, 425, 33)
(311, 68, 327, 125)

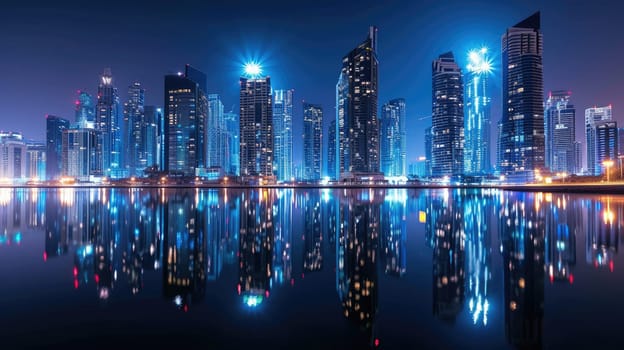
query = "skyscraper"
(207, 94, 225, 174)
(335, 26, 379, 180)
(327, 119, 337, 180)
(585, 106, 613, 175)
(464, 48, 492, 175)
(544, 91, 576, 174)
(499, 12, 544, 181)
(380, 98, 406, 177)
(594, 121, 618, 175)
(75, 90, 95, 128)
(273, 89, 293, 182)
(223, 110, 240, 176)
(62, 128, 98, 181)
(95, 68, 122, 178)
(431, 52, 464, 178)
(142, 106, 162, 170)
(123, 82, 145, 176)
(0, 132, 27, 180)
(239, 75, 273, 181)
(164, 65, 208, 176)
(46, 115, 70, 180)
(425, 126, 432, 177)
(303, 103, 323, 181)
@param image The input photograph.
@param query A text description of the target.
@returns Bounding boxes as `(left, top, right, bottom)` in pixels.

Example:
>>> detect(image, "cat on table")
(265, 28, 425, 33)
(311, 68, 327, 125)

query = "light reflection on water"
(0, 187, 622, 349)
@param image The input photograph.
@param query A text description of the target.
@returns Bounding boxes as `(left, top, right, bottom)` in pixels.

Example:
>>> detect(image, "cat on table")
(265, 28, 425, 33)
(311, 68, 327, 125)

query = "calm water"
(0, 187, 622, 349)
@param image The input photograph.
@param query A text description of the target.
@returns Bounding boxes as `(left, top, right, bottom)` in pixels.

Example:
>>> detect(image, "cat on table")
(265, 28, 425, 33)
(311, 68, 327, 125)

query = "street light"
(603, 159, 614, 182)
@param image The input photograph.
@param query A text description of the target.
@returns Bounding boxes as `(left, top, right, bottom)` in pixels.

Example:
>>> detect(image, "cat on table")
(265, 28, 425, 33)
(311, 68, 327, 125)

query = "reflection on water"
(1, 187, 623, 348)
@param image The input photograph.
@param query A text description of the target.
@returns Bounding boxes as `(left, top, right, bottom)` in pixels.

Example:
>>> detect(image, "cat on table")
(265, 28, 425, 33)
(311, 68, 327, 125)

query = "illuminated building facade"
(164, 65, 207, 176)
(327, 119, 337, 180)
(380, 98, 406, 177)
(62, 128, 98, 181)
(273, 89, 293, 182)
(500, 12, 544, 180)
(207, 94, 226, 174)
(335, 27, 380, 179)
(224, 110, 240, 176)
(545, 91, 576, 174)
(0, 132, 27, 181)
(432, 52, 464, 178)
(25, 141, 46, 180)
(464, 48, 492, 175)
(142, 106, 162, 170)
(75, 90, 95, 127)
(46, 115, 70, 180)
(303, 103, 323, 181)
(122, 82, 145, 176)
(585, 106, 614, 175)
(240, 76, 274, 181)
(95, 68, 122, 178)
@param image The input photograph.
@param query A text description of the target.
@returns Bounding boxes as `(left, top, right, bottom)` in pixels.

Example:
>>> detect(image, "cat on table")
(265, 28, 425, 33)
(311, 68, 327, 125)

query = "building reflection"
(336, 189, 380, 346)
(238, 189, 274, 308)
(585, 197, 620, 271)
(273, 189, 292, 284)
(500, 192, 544, 348)
(303, 190, 322, 272)
(162, 189, 206, 310)
(464, 189, 492, 326)
(545, 194, 577, 283)
(380, 189, 407, 277)
(428, 189, 465, 323)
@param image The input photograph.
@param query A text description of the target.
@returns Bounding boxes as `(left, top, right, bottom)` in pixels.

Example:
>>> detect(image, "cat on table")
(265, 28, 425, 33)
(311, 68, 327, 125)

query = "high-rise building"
(207, 94, 225, 174)
(95, 68, 122, 178)
(273, 89, 294, 182)
(544, 91, 576, 174)
(327, 119, 337, 180)
(585, 106, 613, 175)
(464, 48, 492, 175)
(164, 65, 207, 176)
(381, 98, 406, 177)
(0, 132, 27, 181)
(62, 128, 98, 181)
(240, 75, 273, 181)
(46, 115, 70, 180)
(123, 82, 145, 176)
(75, 90, 95, 128)
(425, 126, 432, 177)
(224, 110, 240, 176)
(303, 103, 323, 181)
(594, 121, 618, 175)
(432, 52, 464, 178)
(143, 106, 162, 170)
(335, 26, 379, 179)
(499, 12, 544, 181)
(25, 141, 46, 181)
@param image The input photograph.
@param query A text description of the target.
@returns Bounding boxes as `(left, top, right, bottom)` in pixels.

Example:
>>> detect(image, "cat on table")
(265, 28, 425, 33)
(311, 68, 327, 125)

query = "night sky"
(1, 0, 622, 165)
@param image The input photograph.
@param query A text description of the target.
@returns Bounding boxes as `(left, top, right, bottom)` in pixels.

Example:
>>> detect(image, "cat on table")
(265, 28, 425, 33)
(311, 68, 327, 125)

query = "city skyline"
(2, 1, 622, 166)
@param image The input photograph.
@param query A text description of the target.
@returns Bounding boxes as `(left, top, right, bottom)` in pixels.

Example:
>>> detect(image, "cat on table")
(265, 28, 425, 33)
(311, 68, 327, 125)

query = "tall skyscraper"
(164, 65, 208, 176)
(46, 115, 70, 180)
(585, 106, 613, 175)
(595, 121, 618, 175)
(143, 106, 162, 170)
(335, 26, 379, 179)
(95, 68, 122, 178)
(240, 75, 273, 181)
(224, 110, 240, 176)
(327, 119, 337, 180)
(75, 90, 95, 127)
(425, 126, 432, 177)
(62, 128, 98, 181)
(499, 12, 544, 181)
(431, 52, 464, 178)
(123, 82, 145, 176)
(544, 91, 576, 174)
(273, 89, 294, 182)
(207, 94, 225, 174)
(0, 132, 27, 180)
(303, 103, 323, 181)
(25, 141, 46, 181)
(464, 48, 492, 175)
(380, 98, 406, 177)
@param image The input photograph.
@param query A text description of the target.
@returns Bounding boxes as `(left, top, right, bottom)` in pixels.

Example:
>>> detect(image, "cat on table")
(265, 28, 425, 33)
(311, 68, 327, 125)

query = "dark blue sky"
(1, 0, 622, 165)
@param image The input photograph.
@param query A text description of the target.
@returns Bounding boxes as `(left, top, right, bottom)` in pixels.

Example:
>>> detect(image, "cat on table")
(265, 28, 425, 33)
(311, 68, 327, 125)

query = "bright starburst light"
(467, 47, 493, 74)
(244, 62, 262, 77)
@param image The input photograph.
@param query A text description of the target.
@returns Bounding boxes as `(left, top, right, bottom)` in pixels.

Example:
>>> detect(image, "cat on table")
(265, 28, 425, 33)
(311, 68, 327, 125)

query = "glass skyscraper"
(544, 91, 576, 174)
(240, 76, 273, 181)
(46, 115, 70, 180)
(123, 82, 145, 176)
(303, 103, 323, 181)
(143, 106, 162, 171)
(62, 128, 98, 181)
(164, 65, 207, 176)
(464, 48, 491, 175)
(95, 68, 122, 178)
(585, 106, 613, 175)
(335, 26, 379, 179)
(75, 90, 95, 127)
(327, 119, 337, 180)
(432, 52, 464, 178)
(224, 110, 240, 176)
(500, 12, 544, 181)
(273, 89, 293, 182)
(207, 94, 226, 174)
(380, 98, 406, 177)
